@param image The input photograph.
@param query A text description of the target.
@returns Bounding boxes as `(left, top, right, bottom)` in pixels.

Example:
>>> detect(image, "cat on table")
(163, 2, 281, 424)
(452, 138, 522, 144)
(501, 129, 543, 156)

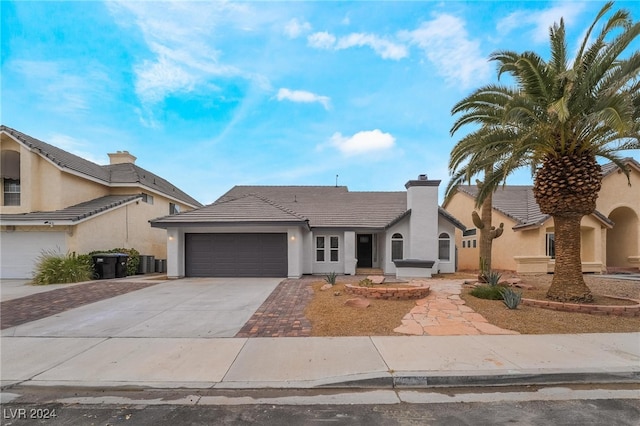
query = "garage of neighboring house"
(185, 233, 288, 277)
(0, 231, 67, 279)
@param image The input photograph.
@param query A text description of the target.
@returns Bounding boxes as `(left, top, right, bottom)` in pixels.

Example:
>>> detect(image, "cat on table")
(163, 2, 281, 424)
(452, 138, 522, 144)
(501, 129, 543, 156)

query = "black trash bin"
(114, 253, 129, 278)
(92, 254, 118, 279)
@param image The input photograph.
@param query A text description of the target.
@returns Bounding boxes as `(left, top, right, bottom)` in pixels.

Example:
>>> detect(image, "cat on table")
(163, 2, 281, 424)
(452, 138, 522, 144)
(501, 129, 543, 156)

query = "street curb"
(319, 371, 640, 389)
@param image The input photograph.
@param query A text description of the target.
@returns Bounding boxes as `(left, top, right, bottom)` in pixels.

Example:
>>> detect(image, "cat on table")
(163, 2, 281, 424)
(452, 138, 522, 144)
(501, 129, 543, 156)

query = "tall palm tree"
(447, 2, 640, 302)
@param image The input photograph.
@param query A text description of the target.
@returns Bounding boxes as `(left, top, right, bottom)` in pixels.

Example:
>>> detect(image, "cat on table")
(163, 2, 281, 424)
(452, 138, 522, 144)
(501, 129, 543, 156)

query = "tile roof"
(601, 157, 640, 177)
(1, 125, 201, 207)
(152, 185, 466, 230)
(0, 195, 142, 224)
(455, 185, 613, 229)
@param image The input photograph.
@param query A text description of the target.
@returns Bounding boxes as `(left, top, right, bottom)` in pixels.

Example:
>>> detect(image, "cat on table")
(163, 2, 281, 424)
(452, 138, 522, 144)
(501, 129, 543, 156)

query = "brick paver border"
(235, 278, 315, 338)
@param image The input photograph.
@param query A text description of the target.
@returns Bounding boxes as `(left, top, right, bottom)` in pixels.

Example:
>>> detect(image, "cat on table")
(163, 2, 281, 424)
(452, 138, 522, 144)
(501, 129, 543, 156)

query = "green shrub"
(33, 250, 95, 285)
(470, 284, 504, 300)
(501, 287, 523, 309)
(325, 272, 338, 286)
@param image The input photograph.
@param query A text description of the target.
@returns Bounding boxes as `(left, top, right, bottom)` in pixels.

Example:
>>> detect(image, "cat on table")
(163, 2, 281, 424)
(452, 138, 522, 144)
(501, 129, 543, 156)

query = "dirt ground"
(305, 274, 640, 336)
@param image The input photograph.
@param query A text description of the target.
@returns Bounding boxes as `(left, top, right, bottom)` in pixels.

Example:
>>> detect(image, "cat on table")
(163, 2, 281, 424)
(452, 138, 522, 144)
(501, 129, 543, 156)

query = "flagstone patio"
(394, 280, 519, 336)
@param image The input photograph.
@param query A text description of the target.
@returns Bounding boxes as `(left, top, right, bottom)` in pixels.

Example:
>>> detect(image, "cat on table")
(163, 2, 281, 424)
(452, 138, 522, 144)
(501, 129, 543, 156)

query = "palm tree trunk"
(546, 214, 593, 302)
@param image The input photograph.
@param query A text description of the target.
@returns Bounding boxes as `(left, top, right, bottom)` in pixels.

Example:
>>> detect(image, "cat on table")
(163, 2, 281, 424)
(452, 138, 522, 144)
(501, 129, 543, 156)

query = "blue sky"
(2, 1, 638, 205)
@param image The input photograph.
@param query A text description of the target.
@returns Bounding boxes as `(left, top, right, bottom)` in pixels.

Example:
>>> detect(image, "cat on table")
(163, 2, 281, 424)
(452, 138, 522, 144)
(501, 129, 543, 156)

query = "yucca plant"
(501, 287, 523, 309)
(324, 271, 338, 286)
(32, 250, 95, 285)
(486, 270, 502, 287)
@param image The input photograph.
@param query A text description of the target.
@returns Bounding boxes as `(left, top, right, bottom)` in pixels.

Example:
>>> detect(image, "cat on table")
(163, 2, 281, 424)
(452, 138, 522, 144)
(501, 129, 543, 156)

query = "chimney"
(108, 151, 137, 165)
(405, 175, 441, 261)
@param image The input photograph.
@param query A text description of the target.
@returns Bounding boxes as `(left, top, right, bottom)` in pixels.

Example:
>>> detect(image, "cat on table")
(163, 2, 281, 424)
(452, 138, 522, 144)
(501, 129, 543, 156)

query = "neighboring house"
(0, 125, 202, 279)
(151, 176, 465, 279)
(443, 158, 640, 274)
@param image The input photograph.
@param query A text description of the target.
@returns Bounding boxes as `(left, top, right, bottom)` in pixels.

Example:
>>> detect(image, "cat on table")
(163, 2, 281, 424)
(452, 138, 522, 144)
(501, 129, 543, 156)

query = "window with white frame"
(316, 236, 325, 262)
(391, 233, 403, 260)
(316, 235, 339, 262)
(546, 232, 555, 259)
(439, 232, 451, 261)
(330, 236, 339, 261)
(3, 179, 20, 206)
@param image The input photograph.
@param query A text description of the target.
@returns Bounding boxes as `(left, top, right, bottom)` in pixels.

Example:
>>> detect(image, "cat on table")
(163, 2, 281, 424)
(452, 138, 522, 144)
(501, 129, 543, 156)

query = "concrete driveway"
(1, 278, 282, 338)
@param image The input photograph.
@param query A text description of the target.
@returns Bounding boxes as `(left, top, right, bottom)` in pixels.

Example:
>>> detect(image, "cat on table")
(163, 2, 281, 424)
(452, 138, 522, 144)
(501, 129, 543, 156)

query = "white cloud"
(276, 88, 330, 110)
(47, 133, 108, 165)
(336, 33, 408, 60)
(497, 4, 586, 43)
(402, 14, 491, 88)
(107, 1, 265, 109)
(307, 31, 337, 49)
(328, 129, 396, 156)
(284, 18, 311, 38)
(308, 31, 407, 60)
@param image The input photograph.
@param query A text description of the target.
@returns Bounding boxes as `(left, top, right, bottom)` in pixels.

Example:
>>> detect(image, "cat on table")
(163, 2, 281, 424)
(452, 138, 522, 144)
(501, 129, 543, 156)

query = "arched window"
(438, 232, 451, 261)
(1, 150, 20, 206)
(391, 233, 403, 260)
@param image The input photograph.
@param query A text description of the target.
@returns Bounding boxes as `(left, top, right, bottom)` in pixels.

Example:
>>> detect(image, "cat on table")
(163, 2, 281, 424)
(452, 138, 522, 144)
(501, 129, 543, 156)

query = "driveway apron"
(1, 278, 282, 338)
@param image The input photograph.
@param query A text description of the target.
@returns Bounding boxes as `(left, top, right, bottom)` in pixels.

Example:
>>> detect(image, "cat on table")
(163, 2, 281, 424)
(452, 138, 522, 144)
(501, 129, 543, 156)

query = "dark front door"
(357, 234, 373, 268)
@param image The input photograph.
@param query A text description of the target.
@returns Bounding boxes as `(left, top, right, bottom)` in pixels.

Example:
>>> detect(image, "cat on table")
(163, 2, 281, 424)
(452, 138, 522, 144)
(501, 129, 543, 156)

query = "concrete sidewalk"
(2, 333, 638, 390)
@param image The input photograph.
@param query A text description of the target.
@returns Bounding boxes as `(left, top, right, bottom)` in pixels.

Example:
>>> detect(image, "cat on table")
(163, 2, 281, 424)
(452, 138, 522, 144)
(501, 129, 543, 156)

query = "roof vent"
(108, 151, 137, 165)
(418, 174, 428, 181)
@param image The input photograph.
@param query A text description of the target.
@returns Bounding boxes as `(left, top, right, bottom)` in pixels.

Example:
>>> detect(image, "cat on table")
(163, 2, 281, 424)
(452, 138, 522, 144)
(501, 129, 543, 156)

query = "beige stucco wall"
(597, 164, 640, 269)
(445, 190, 611, 273)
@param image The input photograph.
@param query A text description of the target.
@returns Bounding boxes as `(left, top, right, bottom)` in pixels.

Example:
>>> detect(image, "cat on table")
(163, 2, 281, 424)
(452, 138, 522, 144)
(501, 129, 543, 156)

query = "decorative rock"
(367, 275, 386, 284)
(334, 291, 341, 296)
(345, 297, 370, 308)
(320, 284, 332, 291)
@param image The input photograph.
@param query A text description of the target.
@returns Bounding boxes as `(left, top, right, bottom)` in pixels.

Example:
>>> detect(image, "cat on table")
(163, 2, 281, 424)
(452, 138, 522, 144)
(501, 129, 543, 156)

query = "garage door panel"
(185, 233, 287, 277)
(1, 231, 68, 279)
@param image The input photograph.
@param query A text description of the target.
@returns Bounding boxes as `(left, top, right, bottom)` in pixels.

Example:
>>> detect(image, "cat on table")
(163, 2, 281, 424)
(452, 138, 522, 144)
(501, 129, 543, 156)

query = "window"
(316, 236, 325, 262)
(472, 239, 477, 248)
(141, 193, 154, 204)
(330, 236, 339, 262)
(391, 233, 403, 260)
(170, 203, 180, 215)
(439, 232, 451, 261)
(3, 179, 20, 206)
(546, 233, 555, 259)
(316, 235, 339, 262)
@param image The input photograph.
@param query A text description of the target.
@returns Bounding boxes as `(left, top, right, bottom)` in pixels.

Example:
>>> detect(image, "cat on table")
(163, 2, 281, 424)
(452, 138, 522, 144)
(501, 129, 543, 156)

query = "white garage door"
(0, 231, 67, 279)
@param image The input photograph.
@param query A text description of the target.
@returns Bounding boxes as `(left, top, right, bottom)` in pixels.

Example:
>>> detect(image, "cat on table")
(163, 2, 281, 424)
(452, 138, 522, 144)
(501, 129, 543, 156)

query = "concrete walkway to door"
(1, 278, 281, 338)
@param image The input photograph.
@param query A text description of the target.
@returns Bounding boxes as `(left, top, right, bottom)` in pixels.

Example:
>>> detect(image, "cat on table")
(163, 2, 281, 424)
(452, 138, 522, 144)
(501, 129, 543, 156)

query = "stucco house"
(151, 176, 465, 279)
(443, 158, 640, 274)
(0, 125, 202, 279)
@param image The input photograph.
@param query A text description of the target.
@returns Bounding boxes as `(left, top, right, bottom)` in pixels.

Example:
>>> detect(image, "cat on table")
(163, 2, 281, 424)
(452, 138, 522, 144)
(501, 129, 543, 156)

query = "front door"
(357, 234, 373, 268)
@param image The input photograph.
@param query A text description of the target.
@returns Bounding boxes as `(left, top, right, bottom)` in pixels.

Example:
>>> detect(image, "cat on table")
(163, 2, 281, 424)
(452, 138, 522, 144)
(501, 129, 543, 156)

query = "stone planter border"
(345, 284, 430, 300)
(521, 296, 640, 317)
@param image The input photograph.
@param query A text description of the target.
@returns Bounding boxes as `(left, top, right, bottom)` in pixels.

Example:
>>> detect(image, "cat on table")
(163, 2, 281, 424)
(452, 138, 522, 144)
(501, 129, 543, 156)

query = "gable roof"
(1, 125, 202, 208)
(0, 194, 142, 225)
(150, 193, 310, 227)
(601, 157, 640, 177)
(152, 184, 466, 230)
(455, 185, 614, 230)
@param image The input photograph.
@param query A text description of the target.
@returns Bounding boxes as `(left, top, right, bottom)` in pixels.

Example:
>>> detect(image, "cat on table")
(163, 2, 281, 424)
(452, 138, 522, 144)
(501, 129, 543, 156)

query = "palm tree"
(447, 2, 640, 302)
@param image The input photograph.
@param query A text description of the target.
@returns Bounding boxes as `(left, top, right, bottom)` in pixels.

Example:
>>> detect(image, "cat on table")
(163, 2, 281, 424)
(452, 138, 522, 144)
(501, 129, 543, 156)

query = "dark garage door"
(185, 233, 288, 277)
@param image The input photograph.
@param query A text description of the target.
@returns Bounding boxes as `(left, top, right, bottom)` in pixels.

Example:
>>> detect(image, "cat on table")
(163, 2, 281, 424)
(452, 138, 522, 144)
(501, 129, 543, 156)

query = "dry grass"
(304, 273, 640, 336)
(461, 274, 640, 334)
(304, 281, 415, 336)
